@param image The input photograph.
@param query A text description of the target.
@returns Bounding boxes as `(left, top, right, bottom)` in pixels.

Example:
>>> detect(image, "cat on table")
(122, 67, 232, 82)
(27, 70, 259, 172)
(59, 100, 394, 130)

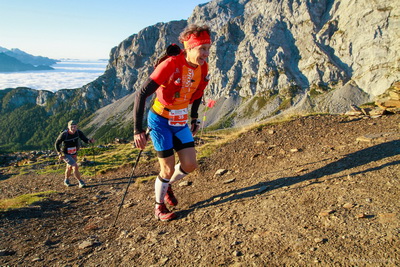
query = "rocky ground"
(0, 114, 399, 266)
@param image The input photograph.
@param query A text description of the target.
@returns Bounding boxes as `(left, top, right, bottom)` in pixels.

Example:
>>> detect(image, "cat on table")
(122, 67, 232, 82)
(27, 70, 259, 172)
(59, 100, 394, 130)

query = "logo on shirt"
(183, 68, 194, 88)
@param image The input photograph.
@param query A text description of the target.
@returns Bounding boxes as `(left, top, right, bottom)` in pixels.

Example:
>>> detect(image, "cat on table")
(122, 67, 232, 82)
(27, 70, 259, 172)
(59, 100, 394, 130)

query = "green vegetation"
(241, 96, 270, 118)
(78, 144, 155, 176)
(0, 87, 102, 152)
(3, 127, 242, 179)
(90, 144, 155, 176)
(278, 97, 293, 110)
(196, 129, 246, 160)
(88, 121, 133, 144)
(280, 84, 300, 99)
(0, 142, 156, 178)
(309, 83, 332, 98)
(135, 175, 157, 184)
(207, 112, 237, 131)
(359, 102, 376, 108)
(0, 102, 92, 152)
(0, 191, 57, 212)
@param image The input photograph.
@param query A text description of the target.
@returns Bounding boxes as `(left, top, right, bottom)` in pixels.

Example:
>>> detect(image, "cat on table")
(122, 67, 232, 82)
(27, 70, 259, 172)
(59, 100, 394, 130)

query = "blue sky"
(0, 0, 209, 60)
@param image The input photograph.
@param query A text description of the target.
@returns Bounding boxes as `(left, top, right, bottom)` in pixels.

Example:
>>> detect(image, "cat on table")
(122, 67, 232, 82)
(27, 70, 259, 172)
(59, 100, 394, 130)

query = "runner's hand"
(134, 132, 147, 150)
(190, 119, 201, 136)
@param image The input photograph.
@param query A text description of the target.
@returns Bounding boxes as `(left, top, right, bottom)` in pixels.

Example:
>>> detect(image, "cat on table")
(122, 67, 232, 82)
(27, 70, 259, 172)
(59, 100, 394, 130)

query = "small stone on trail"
(119, 230, 129, 239)
(223, 178, 236, 184)
(231, 241, 241, 246)
(343, 203, 355, 209)
(295, 168, 307, 173)
(314, 237, 326, 244)
(79, 240, 95, 249)
(159, 257, 169, 264)
(123, 202, 135, 208)
(319, 209, 335, 216)
(179, 181, 192, 186)
(356, 135, 375, 142)
(215, 169, 228, 176)
(233, 250, 242, 256)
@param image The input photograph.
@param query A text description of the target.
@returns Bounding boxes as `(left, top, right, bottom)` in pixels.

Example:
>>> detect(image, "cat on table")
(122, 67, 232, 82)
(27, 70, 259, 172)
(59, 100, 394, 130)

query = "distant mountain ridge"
(0, 0, 399, 152)
(0, 46, 58, 72)
(0, 53, 54, 72)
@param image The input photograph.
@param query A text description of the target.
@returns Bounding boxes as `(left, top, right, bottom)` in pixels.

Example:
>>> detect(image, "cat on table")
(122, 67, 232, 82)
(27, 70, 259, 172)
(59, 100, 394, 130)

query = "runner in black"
(54, 120, 95, 188)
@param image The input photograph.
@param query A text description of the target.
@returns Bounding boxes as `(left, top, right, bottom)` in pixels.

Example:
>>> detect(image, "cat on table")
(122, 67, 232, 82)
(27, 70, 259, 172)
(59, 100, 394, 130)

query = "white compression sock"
(169, 163, 188, 184)
(155, 176, 170, 204)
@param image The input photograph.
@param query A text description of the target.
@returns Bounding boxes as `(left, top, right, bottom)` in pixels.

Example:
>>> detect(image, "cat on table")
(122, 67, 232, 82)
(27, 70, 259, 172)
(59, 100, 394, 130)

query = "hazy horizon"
(0, 59, 108, 92)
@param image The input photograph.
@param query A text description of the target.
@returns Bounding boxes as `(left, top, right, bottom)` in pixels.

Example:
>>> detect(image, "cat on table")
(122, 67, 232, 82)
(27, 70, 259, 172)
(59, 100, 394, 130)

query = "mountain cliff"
(85, 0, 399, 134)
(0, 0, 398, 151)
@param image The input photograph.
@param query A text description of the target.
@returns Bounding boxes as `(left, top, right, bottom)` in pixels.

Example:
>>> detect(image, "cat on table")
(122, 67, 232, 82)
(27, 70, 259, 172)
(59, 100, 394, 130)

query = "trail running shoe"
(78, 180, 86, 188)
(164, 185, 178, 206)
(64, 179, 71, 187)
(155, 203, 176, 221)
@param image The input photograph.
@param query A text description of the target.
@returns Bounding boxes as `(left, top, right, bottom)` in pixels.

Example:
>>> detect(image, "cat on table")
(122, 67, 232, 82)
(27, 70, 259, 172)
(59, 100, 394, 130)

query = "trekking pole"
(113, 129, 150, 227)
(92, 145, 96, 180)
(199, 99, 216, 145)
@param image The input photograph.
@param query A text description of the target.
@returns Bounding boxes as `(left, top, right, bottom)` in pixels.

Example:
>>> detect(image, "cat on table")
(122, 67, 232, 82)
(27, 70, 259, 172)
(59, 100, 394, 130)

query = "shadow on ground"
(182, 140, 400, 218)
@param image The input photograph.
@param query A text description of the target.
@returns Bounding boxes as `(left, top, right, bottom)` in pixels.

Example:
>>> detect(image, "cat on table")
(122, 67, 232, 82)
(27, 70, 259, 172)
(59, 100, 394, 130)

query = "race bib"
(67, 147, 77, 154)
(168, 108, 188, 127)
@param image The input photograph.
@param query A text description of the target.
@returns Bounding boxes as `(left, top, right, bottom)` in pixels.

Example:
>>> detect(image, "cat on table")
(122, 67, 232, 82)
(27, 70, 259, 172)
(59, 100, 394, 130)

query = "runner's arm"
(54, 132, 65, 155)
(133, 58, 175, 134)
(77, 130, 91, 144)
(190, 97, 202, 120)
(133, 78, 160, 134)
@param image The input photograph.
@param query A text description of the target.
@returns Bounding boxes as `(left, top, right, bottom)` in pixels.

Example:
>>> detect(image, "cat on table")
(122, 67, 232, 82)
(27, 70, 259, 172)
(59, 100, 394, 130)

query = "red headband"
(183, 31, 211, 49)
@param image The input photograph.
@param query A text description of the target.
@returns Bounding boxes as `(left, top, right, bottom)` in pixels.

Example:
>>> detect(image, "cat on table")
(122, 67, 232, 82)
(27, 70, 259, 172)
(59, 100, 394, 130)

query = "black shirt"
(54, 129, 90, 155)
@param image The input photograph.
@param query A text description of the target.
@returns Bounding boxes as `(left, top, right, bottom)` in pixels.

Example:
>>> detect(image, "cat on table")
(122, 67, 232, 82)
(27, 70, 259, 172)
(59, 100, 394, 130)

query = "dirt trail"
(1, 114, 399, 266)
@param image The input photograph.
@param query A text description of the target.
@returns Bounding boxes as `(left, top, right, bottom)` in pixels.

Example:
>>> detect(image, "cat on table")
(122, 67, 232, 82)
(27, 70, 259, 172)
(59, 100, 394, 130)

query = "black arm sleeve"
(78, 130, 90, 143)
(133, 78, 160, 134)
(190, 97, 202, 119)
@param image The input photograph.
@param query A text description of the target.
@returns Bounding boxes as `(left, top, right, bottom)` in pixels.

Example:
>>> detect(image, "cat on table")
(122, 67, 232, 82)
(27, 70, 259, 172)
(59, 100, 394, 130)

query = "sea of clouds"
(0, 60, 108, 92)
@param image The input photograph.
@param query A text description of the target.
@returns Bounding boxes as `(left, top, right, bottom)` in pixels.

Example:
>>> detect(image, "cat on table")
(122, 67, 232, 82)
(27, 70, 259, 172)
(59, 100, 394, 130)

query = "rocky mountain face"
(0, 0, 398, 149)
(85, 0, 399, 133)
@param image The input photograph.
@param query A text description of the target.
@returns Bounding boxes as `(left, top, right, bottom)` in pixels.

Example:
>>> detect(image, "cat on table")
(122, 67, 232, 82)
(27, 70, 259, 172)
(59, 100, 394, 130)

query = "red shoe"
(155, 203, 176, 221)
(164, 185, 178, 206)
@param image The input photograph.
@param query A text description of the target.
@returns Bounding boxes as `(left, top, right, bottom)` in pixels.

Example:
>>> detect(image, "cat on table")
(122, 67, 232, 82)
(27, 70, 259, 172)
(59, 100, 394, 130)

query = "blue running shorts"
(148, 110, 194, 158)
